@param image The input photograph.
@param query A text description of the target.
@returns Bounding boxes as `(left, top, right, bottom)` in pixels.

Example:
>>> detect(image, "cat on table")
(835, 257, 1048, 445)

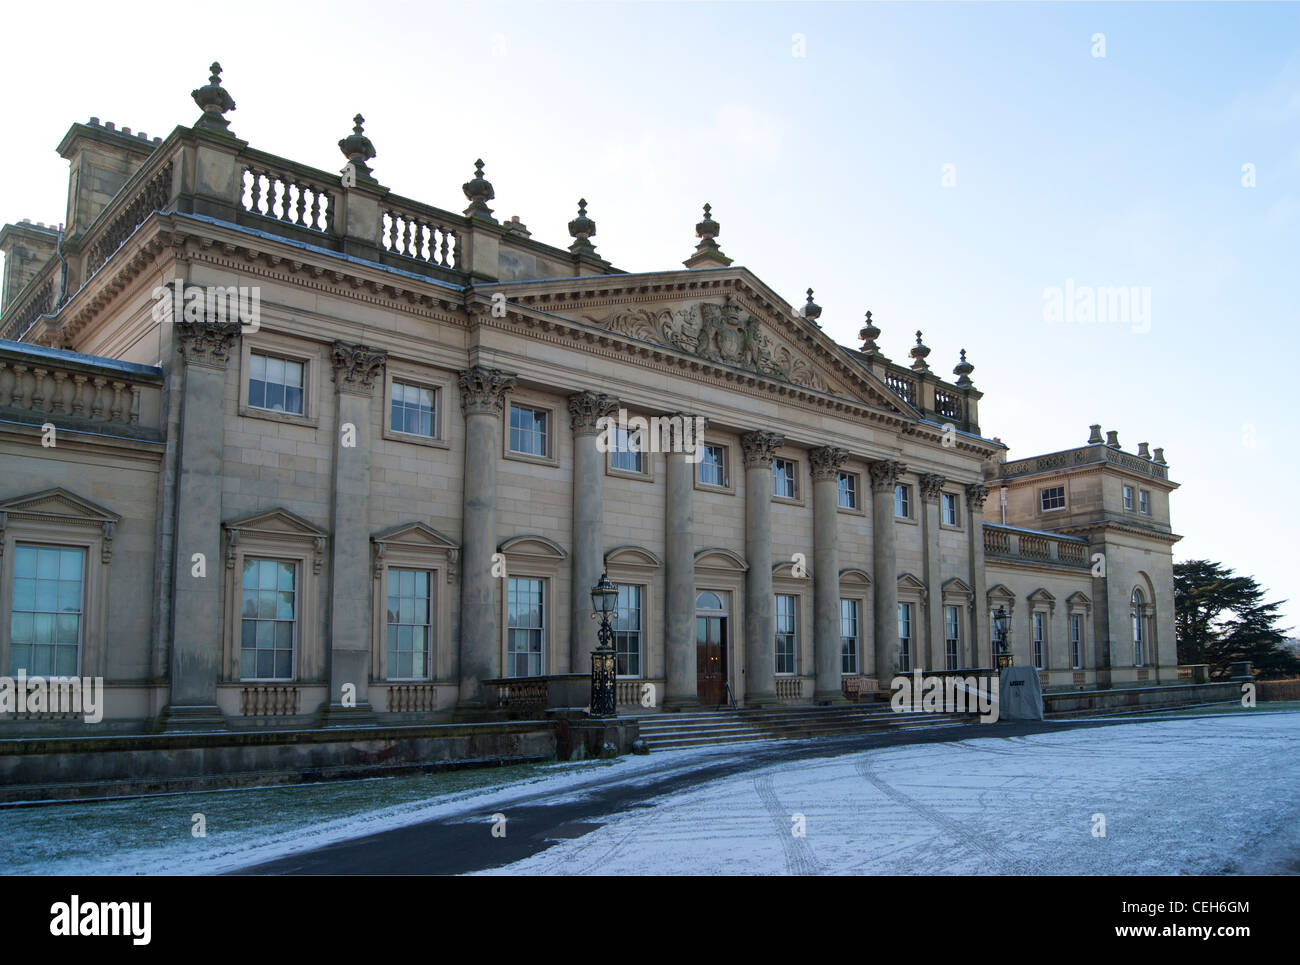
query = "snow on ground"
(3, 709, 1297, 875)
(478, 711, 1300, 875)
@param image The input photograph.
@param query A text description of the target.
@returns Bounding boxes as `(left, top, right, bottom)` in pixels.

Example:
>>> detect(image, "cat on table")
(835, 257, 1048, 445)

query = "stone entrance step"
(630, 705, 973, 750)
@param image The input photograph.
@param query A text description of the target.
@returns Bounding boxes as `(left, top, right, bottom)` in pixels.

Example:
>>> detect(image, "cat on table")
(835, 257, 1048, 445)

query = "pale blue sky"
(3, 1, 1297, 632)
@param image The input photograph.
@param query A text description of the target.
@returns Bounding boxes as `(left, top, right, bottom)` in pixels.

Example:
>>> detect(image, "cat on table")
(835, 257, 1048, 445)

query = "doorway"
(696, 591, 728, 707)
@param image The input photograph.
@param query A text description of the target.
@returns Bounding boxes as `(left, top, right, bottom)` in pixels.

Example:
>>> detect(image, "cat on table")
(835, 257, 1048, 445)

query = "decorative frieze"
(330, 341, 387, 395)
(868, 459, 906, 492)
(741, 430, 785, 468)
(567, 390, 619, 435)
(809, 446, 849, 480)
(458, 365, 517, 415)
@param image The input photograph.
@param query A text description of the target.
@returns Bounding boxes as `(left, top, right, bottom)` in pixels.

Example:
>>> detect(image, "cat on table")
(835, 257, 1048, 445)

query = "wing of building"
(0, 66, 1181, 733)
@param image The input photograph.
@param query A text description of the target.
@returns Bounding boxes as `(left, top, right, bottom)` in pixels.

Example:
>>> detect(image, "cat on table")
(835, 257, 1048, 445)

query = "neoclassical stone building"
(0, 67, 1180, 732)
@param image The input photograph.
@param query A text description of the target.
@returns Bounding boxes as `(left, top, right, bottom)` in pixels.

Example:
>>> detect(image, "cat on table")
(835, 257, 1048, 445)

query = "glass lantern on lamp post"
(589, 572, 619, 717)
(993, 605, 1012, 669)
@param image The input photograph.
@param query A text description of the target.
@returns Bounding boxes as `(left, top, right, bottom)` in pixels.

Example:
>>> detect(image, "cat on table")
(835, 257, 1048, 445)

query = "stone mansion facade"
(0, 67, 1181, 732)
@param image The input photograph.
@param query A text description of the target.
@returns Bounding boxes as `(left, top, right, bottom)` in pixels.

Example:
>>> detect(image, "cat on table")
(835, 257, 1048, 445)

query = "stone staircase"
(632, 704, 974, 751)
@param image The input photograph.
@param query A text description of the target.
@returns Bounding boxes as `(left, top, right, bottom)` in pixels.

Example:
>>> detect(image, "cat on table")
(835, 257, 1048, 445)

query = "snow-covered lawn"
(3, 709, 1296, 875)
(480, 710, 1300, 875)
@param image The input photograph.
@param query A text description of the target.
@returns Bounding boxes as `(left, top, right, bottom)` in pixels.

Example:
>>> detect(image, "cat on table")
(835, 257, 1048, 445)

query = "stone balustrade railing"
(240, 685, 300, 716)
(240, 152, 335, 234)
(998, 443, 1169, 481)
(382, 195, 461, 271)
(982, 523, 1091, 570)
(775, 676, 810, 702)
(385, 683, 438, 713)
(0, 340, 164, 437)
(615, 678, 666, 707)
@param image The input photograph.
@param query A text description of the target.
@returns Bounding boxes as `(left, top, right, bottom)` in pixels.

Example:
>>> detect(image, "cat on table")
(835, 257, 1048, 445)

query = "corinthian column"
(810, 446, 849, 703)
(457, 365, 517, 707)
(161, 319, 241, 731)
(741, 430, 783, 706)
(966, 483, 990, 667)
(567, 390, 619, 674)
(919, 472, 946, 671)
(324, 342, 388, 724)
(869, 459, 906, 685)
(664, 412, 702, 711)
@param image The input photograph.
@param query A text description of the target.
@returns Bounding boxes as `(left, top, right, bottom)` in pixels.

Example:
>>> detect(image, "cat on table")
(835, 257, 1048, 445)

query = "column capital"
(331, 341, 387, 396)
(965, 482, 991, 509)
(458, 365, 517, 415)
(868, 458, 907, 492)
(567, 390, 619, 435)
(809, 445, 849, 481)
(740, 429, 784, 468)
(176, 319, 240, 368)
(919, 472, 947, 502)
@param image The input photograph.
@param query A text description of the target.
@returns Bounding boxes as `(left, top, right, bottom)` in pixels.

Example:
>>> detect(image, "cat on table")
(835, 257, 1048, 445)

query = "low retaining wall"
(1045, 681, 1242, 717)
(0, 717, 622, 804)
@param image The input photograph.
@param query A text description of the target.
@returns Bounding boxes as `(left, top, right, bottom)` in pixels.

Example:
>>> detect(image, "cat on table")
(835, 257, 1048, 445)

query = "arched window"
(1131, 588, 1146, 667)
(696, 591, 724, 612)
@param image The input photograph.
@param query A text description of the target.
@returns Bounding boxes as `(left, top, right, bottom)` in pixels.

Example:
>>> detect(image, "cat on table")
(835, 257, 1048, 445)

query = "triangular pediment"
(0, 487, 120, 524)
(578, 289, 917, 415)
(224, 507, 328, 537)
(1066, 591, 1092, 611)
(942, 577, 974, 599)
(1028, 587, 1057, 608)
(987, 583, 1016, 604)
(372, 521, 458, 551)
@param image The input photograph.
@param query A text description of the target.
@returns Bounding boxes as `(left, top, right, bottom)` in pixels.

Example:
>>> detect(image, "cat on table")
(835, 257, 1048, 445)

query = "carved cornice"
(567, 390, 619, 435)
(966, 482, 991, 509)
(331, 341, 387, 396)
(176, 319, 241, 368)
(919, 473, 947, 502)
(868, 459, 907, 492)
(458, 365, 517, 415)
(809, 446, 849, 481)
(740, 430, 784, 468)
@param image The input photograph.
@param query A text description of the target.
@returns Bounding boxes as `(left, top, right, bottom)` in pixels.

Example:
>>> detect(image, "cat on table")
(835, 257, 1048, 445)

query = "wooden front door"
(696, 614, 728, 706)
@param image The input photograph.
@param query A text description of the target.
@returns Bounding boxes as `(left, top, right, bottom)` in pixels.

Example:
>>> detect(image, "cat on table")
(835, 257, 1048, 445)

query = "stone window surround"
(237, 331, 323, 429)
(835, 467, 865, 516)
(0, 494, 116, 679)
(939, 490, 963, 530)
(940, 578, 973, 670)
(897, 573, 927, 670)
(1139, 488, 1151, 516)
(772, 585, 802, 677)
(693, 438, 735, 494)
(221, 515, 326, 684)
(894, 480, 919, 526)
(771, 454, 802, 504)
(381, 360, 451, 450)
(604, 546, 662, 680)
(987, 584, 1017, 658)
(503, 394, 559, 468)
(369, 524, 458, 682)
(603, 409, 656, 483)
(1037, 482, 1068, 516)
(1027, 588, 1056, 671)
(1066, 595, 1092, 671)
(497, 536, 567, 677)
(837, 577, 871, 676)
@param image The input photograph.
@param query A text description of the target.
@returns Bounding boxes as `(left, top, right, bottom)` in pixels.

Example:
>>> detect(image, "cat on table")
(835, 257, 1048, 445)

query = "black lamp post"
(589, 572, 619, 717)
(993, 605, 1012, 669)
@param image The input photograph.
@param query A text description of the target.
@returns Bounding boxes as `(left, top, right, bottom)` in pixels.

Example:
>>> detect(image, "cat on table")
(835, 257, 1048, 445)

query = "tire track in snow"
(752, 773, 821, 875)
(854, 753, 1043, 875)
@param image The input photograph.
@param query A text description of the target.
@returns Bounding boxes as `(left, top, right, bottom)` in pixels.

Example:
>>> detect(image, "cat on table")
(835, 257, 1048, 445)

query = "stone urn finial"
(684, 203, 733, 268)
(802, 288, 822, 326)
(191, 61, 236, 133)
(337, 114, 377, 183)
(909, 330, 931, 372)
(859, 310, 881, 353)
(953, 348, 974, 385)
(568, 198, 597, 255)
(462, 159, 496, 222)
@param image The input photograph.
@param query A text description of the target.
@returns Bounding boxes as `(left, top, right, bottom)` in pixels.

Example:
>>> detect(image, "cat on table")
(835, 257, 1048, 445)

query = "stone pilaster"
(567, 390, 619, 674)
(741, 430, 783, 706)
(811, 446, 849, 703)
(919, 473, 946, 671)
(457, 365, 517, 706)
(160, 319, 241, 731)
(966, 483, 990, 668)
(664, 412, 703, 711)
(869, 459, 906, 684)
(322, 342, 386, 725)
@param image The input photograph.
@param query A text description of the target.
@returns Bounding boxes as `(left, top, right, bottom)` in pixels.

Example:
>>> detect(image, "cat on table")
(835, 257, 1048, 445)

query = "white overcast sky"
(3, 1, 1297, 633)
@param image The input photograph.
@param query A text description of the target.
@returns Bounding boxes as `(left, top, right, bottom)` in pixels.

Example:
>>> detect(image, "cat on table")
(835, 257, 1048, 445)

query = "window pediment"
(604, 545, 662, 569)
(498, 534, 568, 561)
(0, 488, 121, 563)
(694, 547, 748, 572)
